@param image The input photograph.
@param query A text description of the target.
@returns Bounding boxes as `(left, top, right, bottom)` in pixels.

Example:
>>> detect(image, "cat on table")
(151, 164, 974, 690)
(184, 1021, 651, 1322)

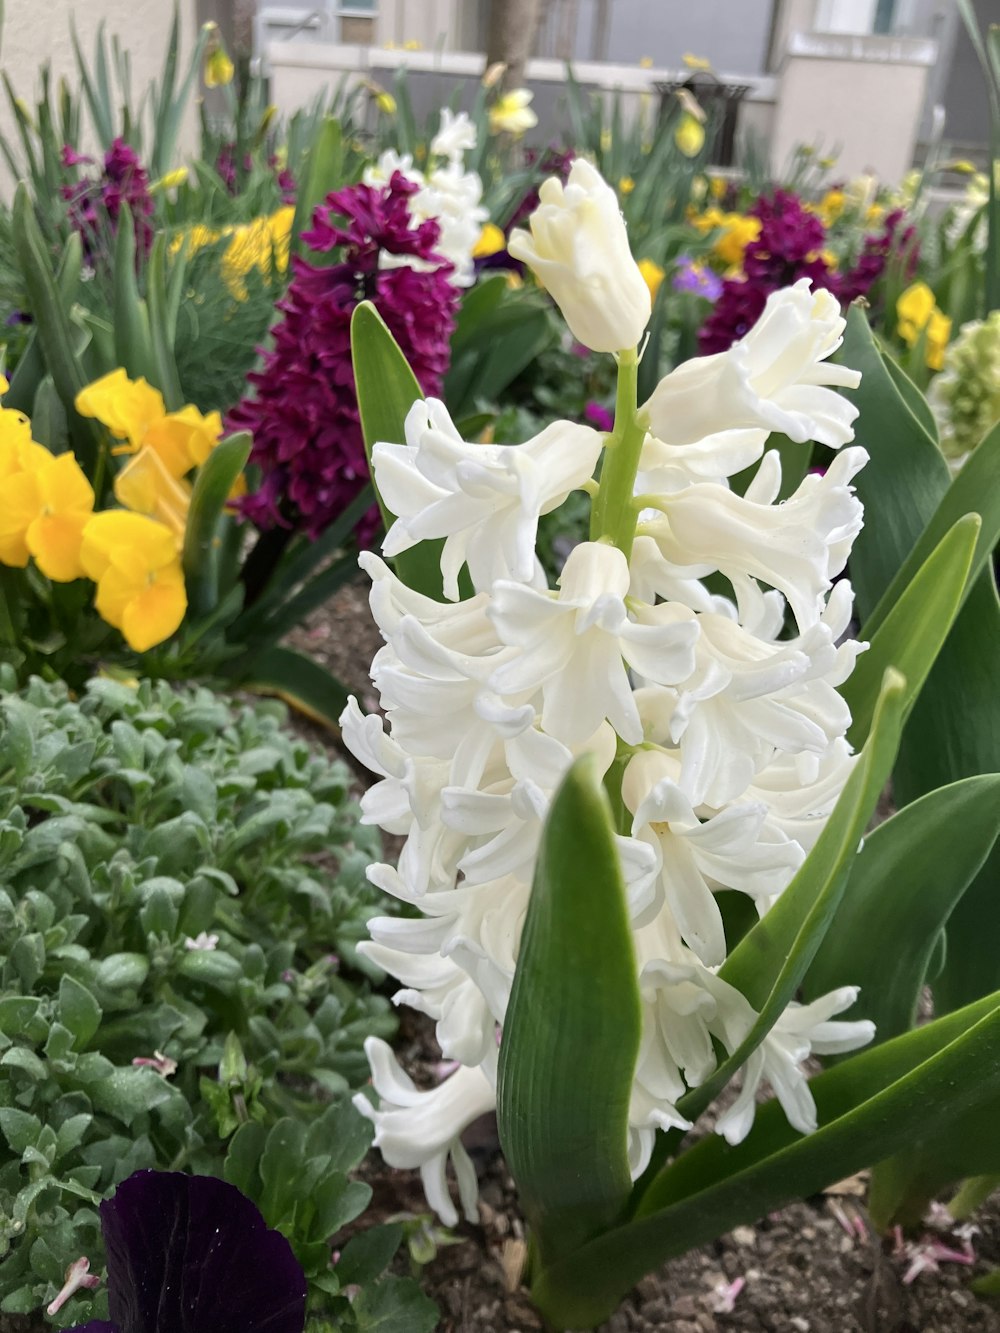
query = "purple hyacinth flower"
(60, 1171, 307, 1333)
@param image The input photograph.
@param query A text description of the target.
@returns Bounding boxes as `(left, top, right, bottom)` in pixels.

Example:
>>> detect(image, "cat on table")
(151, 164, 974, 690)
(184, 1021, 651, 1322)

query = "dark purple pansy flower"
(228, 170, 458, 542)
(60, 1171, 306, 1333)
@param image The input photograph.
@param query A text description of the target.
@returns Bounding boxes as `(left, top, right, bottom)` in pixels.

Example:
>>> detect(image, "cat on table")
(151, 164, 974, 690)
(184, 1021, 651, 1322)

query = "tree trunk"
(486, 0, 548, 89)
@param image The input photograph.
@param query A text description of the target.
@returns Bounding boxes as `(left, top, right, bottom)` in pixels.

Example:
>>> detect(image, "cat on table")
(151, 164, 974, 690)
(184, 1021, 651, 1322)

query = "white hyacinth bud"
(508, 158, 651, 353)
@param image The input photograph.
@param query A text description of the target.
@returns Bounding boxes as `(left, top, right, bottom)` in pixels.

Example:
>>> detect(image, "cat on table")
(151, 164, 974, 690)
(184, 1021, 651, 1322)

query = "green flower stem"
(590, 346, 647, 558)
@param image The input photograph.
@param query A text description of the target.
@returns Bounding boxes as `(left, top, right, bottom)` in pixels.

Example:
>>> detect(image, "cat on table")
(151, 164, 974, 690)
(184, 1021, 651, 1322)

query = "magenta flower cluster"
(229, 172, 458, 540)
(698, 189, 919, 354)
(698, 190, 836, 353)
(61, 138, 154, 261)
(216, 142, 296, 204)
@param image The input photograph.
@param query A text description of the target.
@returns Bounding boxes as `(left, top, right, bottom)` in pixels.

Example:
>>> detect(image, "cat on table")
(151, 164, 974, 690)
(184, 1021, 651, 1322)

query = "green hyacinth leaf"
(497, 754, 642, 1267)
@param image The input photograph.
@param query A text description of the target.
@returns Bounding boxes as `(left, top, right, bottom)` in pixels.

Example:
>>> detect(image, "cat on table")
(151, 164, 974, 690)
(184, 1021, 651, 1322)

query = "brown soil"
(291, 577, 1000, 1333)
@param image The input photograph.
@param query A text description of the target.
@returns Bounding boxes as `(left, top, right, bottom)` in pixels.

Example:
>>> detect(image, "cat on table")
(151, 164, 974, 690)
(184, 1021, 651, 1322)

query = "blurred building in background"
(214, 0, 989, 182)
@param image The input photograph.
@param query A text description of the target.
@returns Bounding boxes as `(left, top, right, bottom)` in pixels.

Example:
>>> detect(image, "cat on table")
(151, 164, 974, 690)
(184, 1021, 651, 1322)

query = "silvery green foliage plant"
(344, 154, 1000, 1329)
(0, 672, 410, 1325)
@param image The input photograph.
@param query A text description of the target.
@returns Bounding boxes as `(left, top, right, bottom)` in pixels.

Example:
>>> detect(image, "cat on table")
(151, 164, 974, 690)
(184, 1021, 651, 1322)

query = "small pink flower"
(46, 1256, 101, 1315)
(132, 1050, 177, 1078)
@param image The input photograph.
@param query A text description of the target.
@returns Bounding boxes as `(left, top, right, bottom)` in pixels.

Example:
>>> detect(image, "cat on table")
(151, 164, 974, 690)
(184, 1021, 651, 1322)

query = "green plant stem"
(589, 346, 646, 557)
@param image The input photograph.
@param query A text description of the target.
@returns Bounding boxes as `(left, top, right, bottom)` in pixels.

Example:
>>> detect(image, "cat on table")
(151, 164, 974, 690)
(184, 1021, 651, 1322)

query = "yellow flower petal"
(0, 469, 41, 567)
(114, 446, 192, 539)
(25, 453, 95, 581)
(637, 257, 665, 303)
(204, 47, 235, 88)
(75, 370, 166, 452)
(117, 563, 187, 651)
(472, 222, 506, 259)
(80, 510, 180, 582)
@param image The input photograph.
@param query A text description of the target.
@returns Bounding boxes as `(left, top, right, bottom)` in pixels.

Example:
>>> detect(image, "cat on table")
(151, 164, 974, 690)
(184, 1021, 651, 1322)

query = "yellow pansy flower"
(0, 415, 57, 567)
(114, 448, 192, 539)
(76, 370, 166, 454)
(472, 222, 506, 259)
(144, 404, 224, 477)
(24, 452, 95, 581)
(80, 511, 187, 652)
(897, 282, 952, 371)
(637, 258, 665, 303)
(489, 89, 538, 136)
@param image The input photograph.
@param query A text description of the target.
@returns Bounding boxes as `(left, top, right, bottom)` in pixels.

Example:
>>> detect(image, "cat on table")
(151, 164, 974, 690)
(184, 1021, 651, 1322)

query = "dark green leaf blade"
(497, 754, 642, 1265)
(803, 775, 1000, 1043)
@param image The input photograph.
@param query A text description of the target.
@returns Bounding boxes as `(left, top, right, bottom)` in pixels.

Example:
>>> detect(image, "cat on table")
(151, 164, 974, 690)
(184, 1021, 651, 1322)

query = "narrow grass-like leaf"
(842, 515, 979, 748)
(146, 234, 184, 410)
(291, 117, 344, 258)
(803, 775, 1000, 1043)
(4, 231, 82, 415)
(497, 754, 642, 1265)
(531, 992, 1000, 1329)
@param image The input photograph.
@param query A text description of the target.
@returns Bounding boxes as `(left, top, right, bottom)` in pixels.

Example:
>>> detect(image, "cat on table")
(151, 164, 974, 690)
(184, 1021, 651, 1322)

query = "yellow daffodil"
(947, 159, 977, 175)
(80, 511, 187, 652)
(866, 203, 885, 224)
(682, 53, 712, 71)
(489, 89, 538, 136)
(403, 39, 422, 51)
(76, 370, 166, 455)
(375, 90, 397, 115)
(204, 45, 235, 89)
(472, 222, 507, 259)
(22, 452, 95, 582)
(708, 175, 727, 200)
(897, 282, 952, 371)
(675, 113, 705, 158)
(638, 258, 665, 303)
(818, 155, 838, 170)
(618, 176, 635, 196)
(152, 167, 190, 193)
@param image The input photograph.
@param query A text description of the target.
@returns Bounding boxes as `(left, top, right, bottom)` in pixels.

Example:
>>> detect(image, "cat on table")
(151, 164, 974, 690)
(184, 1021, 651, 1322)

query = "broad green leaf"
(670, 671, 906, 1132)
(903, 575, 1000, 1011)
(351, 301, 460, 600)
(350, 1274, 439, 1333)
(242, 645, 349, 732)
(532, 991, 1000, 1329)
(842, 514, 979, 748)
(182, 432, 252, 619)
(497, 754, 641, 1265)
(862, 418, 1000, 638)
(57, 975, 102, 1050)
(836, 304, 948, 617)
(869, 1093, 1000, 1231)
(803, 775, 1000, 1043)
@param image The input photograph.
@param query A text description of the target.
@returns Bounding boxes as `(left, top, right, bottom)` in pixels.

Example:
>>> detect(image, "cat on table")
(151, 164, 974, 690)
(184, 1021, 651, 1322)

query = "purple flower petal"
(98, 1171, 306, 1333)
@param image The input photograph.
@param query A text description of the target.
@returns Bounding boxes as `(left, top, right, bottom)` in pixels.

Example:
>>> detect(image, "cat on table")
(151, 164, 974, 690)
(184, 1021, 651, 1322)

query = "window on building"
(339, 0, 375, 43)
